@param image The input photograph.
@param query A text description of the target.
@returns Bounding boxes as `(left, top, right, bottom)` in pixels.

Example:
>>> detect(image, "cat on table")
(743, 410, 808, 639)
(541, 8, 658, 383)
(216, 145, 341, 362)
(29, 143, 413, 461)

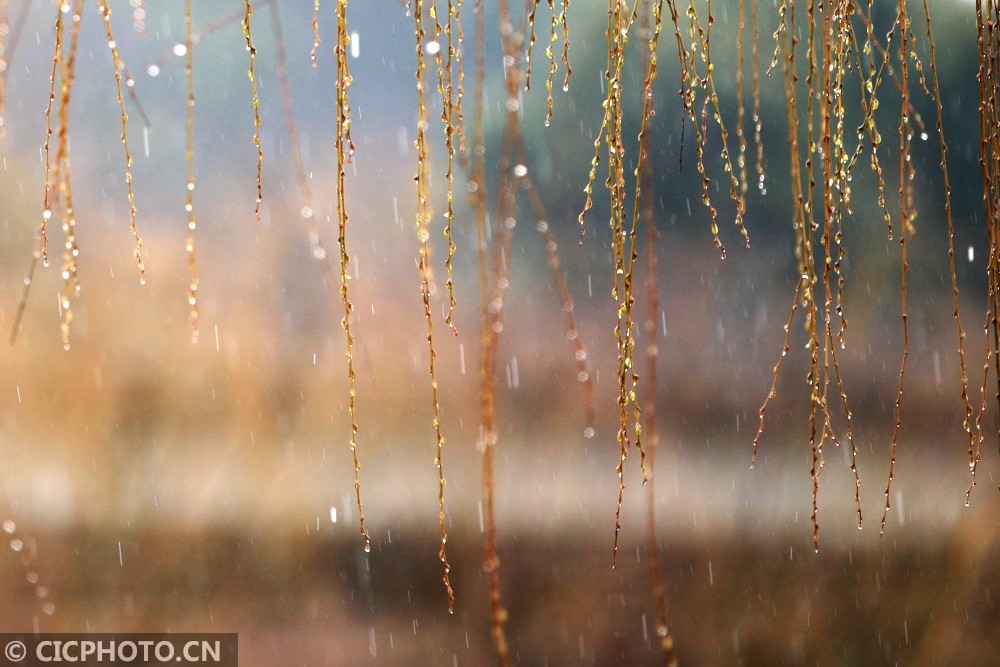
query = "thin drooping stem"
(662, 0, 740, 256)
(918, 0, 975, 504)
(146, 0, 276, 76)
(468, 0, 509, 657)
(757, 0, 831, 549)
(453, 0, 466, 152)
(184, 0, 199, 344)
(0, 476, 56, 618)
(242, 0, 263, 221)
(270, 0, 336, 285)
(413, 0, 455, 614)
(751, 280, 805, 470)
(9, 2, 62, 345)
(606, 0, 640, 569)
(559, 0, 572, 95)
(269, 0, 369, 547)
(334, 0, 371, 554)
(525, 0, 542, 90)
(481, 0, 528, 648)
(975, 0, 1000, 462)
(736, 0, 747, 207)
(97, 0, 145, 282)
(128, 0, 147, 34)
(751, 0, 963, 546)
(311, 0, 321, 67)
(56, 0, 85, 351)
(751, 0, 765, 193)
(521, 180, 597, 436)
(543, 0, 558, 125)
(0, 0, 9, 138)
(438, 0, 459, 333)
(640, 1, 675, 661)
(881, 0, 913, 538)
(525, 0, 565, 125)
(1, 0, 30, 71)
(41, 4, 64, 270)
(478, 0, 593, 653)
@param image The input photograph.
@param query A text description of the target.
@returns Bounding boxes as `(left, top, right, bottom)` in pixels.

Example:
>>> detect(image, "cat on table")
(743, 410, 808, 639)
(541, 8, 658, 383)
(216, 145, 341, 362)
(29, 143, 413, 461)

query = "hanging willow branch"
(640, 2, 676, 662)
(412, 0, 456, 614)
(184, 0, 199, 344)
(333, 0, 371, 554)
(242, 0, 263, 221)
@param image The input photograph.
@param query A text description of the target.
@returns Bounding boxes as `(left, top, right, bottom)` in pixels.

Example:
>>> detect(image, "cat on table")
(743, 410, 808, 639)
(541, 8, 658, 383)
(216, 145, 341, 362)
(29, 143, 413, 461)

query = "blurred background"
(0, 0, 998, 664)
